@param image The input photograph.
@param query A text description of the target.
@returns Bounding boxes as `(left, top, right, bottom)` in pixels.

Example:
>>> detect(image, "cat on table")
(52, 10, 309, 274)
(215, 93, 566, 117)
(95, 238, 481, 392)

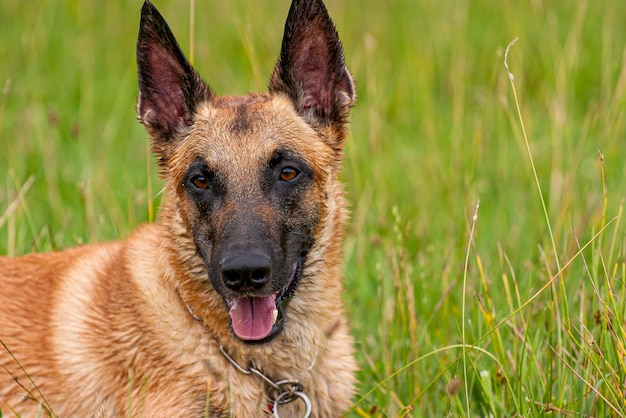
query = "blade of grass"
(462, 199, 480, 415)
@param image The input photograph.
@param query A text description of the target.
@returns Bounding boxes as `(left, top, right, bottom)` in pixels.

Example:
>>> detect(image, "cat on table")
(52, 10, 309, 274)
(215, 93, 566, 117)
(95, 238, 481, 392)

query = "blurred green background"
(2, 0, 626, 416)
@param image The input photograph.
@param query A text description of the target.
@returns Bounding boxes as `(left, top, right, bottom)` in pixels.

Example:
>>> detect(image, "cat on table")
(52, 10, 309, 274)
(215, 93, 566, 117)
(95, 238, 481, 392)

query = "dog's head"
(136, 0, 354, 344)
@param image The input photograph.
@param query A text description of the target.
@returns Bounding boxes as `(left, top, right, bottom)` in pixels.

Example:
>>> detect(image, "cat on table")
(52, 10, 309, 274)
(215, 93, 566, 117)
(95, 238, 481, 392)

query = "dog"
(0, 0, 357, 416)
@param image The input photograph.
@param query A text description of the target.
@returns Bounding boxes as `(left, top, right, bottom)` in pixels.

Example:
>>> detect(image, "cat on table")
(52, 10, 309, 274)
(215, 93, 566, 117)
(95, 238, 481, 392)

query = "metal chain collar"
(220, 346, 312, 418)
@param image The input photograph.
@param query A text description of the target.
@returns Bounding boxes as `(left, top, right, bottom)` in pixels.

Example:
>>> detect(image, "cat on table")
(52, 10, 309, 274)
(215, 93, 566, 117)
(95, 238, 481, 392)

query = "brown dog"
(0, 0, 356, 416)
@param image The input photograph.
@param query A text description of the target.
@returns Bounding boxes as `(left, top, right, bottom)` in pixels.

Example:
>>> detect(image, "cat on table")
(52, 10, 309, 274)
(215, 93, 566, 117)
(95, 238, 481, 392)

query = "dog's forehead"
(178, 94, 333, 171)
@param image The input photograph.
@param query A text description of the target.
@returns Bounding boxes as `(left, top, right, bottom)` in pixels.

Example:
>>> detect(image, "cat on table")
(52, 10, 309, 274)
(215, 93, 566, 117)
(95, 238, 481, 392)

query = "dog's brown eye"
(191, 176, 209, 189)
(280, 167, 299, 182)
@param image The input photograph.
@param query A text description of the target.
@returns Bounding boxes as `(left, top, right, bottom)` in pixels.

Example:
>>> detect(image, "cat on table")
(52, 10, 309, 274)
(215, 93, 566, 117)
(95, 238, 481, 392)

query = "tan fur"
(0, 101, 356, 418)
(0, 1, 357, 416)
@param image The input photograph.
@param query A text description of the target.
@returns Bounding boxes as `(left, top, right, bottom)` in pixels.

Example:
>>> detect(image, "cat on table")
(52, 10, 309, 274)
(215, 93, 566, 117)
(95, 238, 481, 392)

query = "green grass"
(2, 0, 626, 416)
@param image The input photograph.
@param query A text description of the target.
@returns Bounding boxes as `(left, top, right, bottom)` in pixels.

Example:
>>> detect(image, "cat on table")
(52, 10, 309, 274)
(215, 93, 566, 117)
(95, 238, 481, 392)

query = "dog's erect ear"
(269, 0, 355, 129)
(136, 1, 212, 160)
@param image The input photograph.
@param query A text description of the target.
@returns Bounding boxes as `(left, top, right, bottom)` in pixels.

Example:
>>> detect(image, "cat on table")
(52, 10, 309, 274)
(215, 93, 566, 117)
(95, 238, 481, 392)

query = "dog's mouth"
(227, 257, 303, 343)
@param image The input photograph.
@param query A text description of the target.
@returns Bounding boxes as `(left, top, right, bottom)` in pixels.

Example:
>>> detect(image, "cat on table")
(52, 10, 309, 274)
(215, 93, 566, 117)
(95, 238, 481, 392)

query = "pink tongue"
(229, 295, 277, 341)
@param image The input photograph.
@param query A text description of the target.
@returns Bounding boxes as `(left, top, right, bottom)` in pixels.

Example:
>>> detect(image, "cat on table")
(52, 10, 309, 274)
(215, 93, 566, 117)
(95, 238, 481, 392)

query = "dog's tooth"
(272, 308, 278, 325)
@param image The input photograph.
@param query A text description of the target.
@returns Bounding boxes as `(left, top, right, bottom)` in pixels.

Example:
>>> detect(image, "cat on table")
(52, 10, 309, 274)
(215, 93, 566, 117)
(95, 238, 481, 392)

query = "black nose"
(221, 251, 271, 292)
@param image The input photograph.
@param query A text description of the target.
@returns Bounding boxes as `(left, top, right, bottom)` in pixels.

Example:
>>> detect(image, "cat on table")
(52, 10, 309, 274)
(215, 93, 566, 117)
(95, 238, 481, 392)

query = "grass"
(2, 0, 626, 416)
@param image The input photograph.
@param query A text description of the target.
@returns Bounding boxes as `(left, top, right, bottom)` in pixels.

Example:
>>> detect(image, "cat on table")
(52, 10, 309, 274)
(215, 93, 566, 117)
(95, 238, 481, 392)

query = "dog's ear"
(136, 1, 212, 164)
(269, 0, 355, 131)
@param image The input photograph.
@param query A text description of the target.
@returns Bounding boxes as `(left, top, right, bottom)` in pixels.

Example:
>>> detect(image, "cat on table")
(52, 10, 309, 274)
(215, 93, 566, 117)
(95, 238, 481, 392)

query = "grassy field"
(2, 0, 626, 416)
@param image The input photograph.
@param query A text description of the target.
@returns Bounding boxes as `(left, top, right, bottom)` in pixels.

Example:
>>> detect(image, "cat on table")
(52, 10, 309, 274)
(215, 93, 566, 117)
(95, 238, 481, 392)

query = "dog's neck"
(181, 296, 314, 416)
(219, 345, 313, 417)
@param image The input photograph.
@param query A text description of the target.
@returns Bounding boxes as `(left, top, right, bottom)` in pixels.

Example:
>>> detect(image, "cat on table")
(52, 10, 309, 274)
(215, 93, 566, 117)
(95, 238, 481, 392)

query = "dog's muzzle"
(226, 258, 304, 343)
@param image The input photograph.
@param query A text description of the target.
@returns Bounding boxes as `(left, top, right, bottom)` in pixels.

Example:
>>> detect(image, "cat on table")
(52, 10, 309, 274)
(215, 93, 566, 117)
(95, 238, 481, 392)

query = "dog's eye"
(279, 167, 300, 182)
(191, 175, 209, 190)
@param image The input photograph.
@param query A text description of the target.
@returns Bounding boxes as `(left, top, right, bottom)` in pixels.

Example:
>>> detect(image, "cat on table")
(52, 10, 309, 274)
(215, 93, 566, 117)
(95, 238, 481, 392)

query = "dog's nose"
(221, 251, 271, 292)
